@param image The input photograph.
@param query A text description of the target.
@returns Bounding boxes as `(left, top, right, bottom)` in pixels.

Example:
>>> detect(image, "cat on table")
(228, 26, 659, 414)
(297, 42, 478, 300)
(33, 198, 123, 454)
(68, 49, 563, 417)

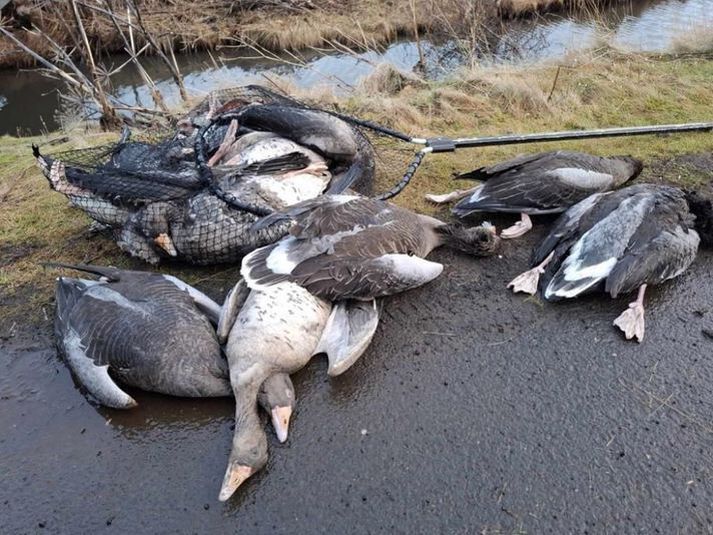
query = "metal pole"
(448, 122, 713, 150)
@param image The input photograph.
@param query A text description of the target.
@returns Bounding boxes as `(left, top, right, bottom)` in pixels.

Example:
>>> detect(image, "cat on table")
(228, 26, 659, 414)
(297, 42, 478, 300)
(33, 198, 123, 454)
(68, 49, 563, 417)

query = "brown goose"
(218, 280, 378, 501)
(242, 194, 500, 300)
(425, 151, 643, 239)
(216, 194, 500, 501)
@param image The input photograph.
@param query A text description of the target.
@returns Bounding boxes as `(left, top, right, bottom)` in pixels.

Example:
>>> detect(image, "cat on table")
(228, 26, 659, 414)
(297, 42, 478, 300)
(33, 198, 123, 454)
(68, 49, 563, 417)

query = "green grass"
(1, 51, 712, 327)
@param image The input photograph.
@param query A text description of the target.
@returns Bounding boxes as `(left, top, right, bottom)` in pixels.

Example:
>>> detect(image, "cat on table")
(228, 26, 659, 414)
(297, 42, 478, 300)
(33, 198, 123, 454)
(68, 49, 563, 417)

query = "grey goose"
(426, 151, 643, 239)
(508, 184, 713, 341)
(53, 264, 294, 441)
(217, 194, 500, 501)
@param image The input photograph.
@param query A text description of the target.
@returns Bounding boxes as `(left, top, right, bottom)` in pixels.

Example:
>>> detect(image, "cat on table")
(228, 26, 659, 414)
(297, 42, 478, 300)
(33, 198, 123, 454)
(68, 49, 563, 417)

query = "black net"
(43, 85, 419, 265)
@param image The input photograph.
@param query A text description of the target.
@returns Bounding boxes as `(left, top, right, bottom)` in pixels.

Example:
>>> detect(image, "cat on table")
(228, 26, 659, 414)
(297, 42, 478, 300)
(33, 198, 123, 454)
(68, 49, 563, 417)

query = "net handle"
(376, 148, 430, 201)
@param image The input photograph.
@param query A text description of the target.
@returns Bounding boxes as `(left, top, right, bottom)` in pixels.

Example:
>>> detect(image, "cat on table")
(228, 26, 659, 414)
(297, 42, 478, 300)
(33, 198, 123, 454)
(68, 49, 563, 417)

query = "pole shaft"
(450, 122, 713, 149)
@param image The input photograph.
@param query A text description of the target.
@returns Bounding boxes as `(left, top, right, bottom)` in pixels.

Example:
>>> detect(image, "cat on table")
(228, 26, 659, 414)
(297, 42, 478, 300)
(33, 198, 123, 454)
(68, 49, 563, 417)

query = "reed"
(0, 0, 633, 69)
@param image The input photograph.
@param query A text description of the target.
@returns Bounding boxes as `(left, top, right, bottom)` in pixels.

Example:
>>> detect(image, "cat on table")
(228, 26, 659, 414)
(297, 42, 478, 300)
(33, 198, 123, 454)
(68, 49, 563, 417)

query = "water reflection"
(0, 0, 710, 135)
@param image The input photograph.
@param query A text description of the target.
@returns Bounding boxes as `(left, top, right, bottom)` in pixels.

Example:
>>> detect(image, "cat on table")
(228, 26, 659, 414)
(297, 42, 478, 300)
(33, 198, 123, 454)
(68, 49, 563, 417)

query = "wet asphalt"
(1, 227, 712, 534)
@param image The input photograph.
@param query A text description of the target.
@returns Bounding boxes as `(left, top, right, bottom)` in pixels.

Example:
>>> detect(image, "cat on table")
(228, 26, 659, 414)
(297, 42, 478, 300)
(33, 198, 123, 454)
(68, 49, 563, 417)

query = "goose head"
(219, 425, 268, 502)
(258, 373, 295, 443)
(611, 155, 644, 185)
(685, 188, 713, 246)
(437, 222, 500, 256)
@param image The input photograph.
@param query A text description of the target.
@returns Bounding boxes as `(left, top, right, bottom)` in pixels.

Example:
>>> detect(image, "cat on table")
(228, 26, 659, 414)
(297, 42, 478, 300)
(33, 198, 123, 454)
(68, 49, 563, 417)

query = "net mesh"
(45, 85, 418, 265)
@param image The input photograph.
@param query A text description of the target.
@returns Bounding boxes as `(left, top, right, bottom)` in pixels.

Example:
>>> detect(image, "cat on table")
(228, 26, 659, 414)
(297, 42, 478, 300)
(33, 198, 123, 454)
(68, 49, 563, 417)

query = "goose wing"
(605, 190, 699, 297)
(605, 226, 699, 297)
(455, 152, 551, 181)
(243, 196, 436, 299)
(55, 277, 139, 408)
(531, 191, 608, 265)
(251, 194, 386, 235)
(543, 189, 658, 300)
(314, 299, 380, 376)
(453, 151, 618, 215)
(243, 244, 443, 301)
(63, 166, 198, 205)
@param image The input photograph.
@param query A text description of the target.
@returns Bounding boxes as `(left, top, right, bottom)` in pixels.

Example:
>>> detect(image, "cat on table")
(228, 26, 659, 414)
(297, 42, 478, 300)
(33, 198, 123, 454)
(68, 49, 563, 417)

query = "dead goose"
(242, 194, 500, 300)
(52, 264, 295, 440)
(425, 151, 643, 239)
(216, 195, 500, 500)
(508, 184, 712, 341)
(217, 280, 378, 501)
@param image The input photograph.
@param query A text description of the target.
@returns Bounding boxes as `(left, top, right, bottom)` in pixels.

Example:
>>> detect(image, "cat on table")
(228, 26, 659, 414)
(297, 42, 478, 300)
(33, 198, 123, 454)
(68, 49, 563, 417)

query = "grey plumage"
(243, 195, 499, 301)
(452, 151, 643, 216)
(532, 184, 700, 300)
(54, 266, 230, 408)
(52, 264, 296, 416)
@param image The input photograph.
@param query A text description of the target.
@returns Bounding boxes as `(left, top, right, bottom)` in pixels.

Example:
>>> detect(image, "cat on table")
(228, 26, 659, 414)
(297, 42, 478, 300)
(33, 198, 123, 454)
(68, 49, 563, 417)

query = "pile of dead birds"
(39, 88, 713, 502)
(35, 86, 375, 265)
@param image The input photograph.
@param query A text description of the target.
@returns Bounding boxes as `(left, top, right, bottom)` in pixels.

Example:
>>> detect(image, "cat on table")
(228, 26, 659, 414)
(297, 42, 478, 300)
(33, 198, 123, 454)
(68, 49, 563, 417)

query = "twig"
(547, 65, 562, 102)
(101, 0, 168, 112)
(0, 167, 32, 202)
(410, 0, 426, 72)
(624, 379, 713, 434)
(69, 0, 120, 127)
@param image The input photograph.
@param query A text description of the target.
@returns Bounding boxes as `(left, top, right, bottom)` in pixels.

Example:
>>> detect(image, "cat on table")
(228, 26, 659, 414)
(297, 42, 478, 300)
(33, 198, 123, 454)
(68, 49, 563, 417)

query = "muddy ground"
(2, 221, 712, 534)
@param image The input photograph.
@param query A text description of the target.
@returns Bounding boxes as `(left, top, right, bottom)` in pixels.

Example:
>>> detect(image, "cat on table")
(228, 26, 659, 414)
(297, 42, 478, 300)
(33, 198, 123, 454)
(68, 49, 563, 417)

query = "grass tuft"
(0, 51, 712, 328)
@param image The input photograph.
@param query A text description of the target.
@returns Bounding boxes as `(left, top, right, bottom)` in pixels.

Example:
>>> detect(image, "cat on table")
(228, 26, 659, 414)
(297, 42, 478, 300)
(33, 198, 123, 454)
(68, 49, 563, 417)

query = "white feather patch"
(466, 185, 487, 203)
(64, 328, 136, 408)
(376, 254, 444, 285)
(549, 168, 612, 189)
(263, 237, 302, 275)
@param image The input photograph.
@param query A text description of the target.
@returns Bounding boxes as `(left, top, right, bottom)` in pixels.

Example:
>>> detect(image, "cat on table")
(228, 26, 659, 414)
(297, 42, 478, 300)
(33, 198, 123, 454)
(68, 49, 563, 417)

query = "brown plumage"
(243, 195, 499, 301)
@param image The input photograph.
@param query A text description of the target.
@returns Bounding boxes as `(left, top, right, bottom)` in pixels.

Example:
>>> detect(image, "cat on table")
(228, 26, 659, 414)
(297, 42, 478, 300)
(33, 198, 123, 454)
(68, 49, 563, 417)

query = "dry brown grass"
(336, 51, 713, 213)
(671, 24, 713, 55)
(0, 0, 632, 69)
(1, 51, 711, 326)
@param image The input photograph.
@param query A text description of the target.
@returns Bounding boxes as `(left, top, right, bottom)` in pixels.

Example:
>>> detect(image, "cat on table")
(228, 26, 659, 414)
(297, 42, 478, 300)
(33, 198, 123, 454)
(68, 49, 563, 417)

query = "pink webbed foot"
(613, 304, 645, 342)
(424, 187, 480, 205)
(500, 213, 533, 240)
(613, 284, 647, 342)
(507, 251, 554, 295)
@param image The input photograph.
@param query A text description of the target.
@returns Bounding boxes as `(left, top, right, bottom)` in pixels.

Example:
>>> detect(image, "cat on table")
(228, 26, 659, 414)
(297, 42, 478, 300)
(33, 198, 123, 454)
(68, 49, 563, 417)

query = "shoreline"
(0, 0, 628, 71)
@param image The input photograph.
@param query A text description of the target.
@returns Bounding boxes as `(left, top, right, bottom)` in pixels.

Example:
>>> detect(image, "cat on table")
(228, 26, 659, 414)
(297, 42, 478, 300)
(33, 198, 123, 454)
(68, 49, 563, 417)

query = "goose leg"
(613, 284, 647, 342)
(154, 233, 178, 257)
(507, 251, 554, 295)
(283, 161, 330, 178)
(207, 119, 238, 167)
(500, 213, 533, 239)
(424, 186, 481, 204)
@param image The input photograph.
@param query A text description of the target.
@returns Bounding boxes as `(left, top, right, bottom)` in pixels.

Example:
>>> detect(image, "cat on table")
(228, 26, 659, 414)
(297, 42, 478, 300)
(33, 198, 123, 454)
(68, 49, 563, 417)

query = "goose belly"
(257, 173, 330, 208)
(226, 282, 331, 373)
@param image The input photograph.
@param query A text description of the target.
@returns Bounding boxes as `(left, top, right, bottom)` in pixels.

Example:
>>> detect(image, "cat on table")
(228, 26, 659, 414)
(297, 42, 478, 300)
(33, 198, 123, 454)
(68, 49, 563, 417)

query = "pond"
(0, 0, 710, 135)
